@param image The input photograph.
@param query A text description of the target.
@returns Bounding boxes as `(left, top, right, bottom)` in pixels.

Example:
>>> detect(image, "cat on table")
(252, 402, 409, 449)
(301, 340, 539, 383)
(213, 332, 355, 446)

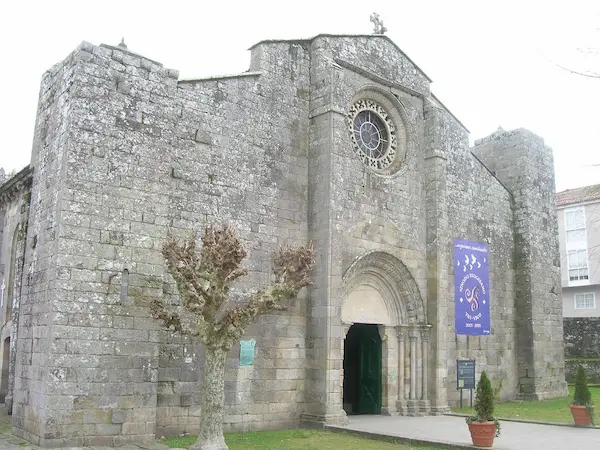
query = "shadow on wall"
(0, 337, 9, 403)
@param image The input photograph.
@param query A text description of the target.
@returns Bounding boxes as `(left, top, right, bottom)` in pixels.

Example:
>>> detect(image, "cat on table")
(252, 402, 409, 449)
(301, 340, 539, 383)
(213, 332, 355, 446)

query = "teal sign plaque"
(239, 339, 256, 366)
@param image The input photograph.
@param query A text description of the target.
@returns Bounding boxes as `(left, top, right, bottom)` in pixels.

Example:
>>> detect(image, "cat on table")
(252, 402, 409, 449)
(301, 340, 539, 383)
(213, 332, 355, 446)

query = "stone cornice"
(0, 165, 33, 207)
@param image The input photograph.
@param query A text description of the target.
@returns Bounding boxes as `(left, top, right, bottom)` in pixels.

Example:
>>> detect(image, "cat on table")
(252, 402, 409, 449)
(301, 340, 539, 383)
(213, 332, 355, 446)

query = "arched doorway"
(341, 251, 430, 417)
(343, 323, 382, 415)
(0, 337, 10, 403)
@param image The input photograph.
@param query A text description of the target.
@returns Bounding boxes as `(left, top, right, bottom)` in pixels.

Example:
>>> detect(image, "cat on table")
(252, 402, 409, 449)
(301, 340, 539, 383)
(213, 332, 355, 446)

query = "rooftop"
(249, 34, 432, 82)
(556, 183, 600, 207)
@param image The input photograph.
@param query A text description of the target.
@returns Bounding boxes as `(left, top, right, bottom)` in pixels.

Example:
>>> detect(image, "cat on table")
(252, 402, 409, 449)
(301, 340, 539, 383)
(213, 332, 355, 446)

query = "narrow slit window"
(121, 269, 129, 302)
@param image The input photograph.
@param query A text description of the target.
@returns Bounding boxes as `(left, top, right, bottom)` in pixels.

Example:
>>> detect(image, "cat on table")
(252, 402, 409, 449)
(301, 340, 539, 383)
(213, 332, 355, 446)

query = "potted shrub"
(466, 371, 501, 448)
(570, 364, 595, 426)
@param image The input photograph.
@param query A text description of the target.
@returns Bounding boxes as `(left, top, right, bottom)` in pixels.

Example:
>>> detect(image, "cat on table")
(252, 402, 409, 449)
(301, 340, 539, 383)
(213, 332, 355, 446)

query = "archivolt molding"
(342, 251, 426, 325)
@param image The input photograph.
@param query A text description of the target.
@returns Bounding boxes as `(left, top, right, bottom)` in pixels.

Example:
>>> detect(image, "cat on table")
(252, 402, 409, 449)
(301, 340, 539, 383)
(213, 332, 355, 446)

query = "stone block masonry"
(12, 38, 311, 447)
(7, 33, 568, 447)
(473, 128, 568, 400)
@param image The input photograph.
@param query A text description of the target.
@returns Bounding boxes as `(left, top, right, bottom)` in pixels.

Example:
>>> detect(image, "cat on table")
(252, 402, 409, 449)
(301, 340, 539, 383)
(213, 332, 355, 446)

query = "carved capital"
(420, 326, 430, 342)
(396, 326, 407, 342)
(377, 324, 388, 341)
(408, 328, 419, 341)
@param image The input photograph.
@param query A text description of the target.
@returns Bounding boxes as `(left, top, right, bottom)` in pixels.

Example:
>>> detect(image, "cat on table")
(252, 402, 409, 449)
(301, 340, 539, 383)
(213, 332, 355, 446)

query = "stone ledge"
(445, 413, 599, 429)
(325, 426, 479, 449)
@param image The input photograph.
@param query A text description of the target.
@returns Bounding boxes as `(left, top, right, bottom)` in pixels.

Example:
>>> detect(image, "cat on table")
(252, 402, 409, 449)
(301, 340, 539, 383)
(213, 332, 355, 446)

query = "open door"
(357, 325, 382, 414)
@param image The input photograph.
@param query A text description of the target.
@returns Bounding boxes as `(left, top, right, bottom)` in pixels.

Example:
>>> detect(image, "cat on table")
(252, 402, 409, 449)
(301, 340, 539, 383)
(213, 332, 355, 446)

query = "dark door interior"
(343, 323, 382, 415)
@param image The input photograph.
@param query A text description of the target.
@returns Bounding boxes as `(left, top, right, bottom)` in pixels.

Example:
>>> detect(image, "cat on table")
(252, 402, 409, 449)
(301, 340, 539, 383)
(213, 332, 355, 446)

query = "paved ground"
(0, 406, 597, 449)
(328, 414, 600, 450)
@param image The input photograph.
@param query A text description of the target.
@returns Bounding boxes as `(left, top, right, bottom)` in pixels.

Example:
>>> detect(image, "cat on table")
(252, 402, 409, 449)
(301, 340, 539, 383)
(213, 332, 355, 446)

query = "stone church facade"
(0, 34, 567, 447)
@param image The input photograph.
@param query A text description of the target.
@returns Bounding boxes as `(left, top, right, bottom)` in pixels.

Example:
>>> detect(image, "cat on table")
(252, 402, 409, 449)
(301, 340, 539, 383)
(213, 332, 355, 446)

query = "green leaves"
(466, 370, 501, 437)
(474, 371, 495, 421)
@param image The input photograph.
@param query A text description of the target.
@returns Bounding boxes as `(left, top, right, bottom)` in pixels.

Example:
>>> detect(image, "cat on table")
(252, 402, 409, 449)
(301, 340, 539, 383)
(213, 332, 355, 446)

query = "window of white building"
(574, 293, 595, 309)
(566, 208, 586, 243)
(565, 207, 589, 285)
(568, 250, 589, 282)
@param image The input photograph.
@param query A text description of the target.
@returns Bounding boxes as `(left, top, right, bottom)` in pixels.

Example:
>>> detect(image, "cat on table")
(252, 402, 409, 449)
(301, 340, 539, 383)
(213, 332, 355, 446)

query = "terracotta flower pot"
(570, 404, 593, 426)
(468, 421, 496, 448)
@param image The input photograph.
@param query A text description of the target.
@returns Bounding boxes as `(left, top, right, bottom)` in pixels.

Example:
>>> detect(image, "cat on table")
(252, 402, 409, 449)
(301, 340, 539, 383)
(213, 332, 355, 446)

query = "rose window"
(347, 100, 398, 172)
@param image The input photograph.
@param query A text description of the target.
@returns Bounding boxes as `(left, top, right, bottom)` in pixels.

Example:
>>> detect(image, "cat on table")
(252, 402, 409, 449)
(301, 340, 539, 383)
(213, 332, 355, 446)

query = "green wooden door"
(357, 325, 382, 414)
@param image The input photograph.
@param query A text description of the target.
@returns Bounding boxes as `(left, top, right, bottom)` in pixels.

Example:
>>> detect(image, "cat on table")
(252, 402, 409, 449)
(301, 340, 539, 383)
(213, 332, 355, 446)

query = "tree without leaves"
(555, 59, 600, 79)
(150, 224, 315, 450)
(547, 19, 599, 79)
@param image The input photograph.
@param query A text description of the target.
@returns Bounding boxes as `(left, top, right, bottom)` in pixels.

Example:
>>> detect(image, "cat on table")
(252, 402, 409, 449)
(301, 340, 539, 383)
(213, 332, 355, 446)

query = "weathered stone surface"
(0, 33, 567, 447)
(473, 128, 569, 401)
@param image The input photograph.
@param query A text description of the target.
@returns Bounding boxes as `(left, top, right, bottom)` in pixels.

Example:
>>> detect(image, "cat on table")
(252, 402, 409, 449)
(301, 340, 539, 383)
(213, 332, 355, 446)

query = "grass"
(161, 429, 445, 449)
(452, 386, 600, 423)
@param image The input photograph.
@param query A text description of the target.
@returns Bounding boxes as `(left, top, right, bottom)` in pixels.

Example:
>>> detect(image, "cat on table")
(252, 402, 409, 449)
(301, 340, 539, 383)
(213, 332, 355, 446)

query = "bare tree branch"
(163, 232, 211, 313)
(149, 297, 203, 337)
(555, 62, 600, 79)
(215, 244, 315, 351)
(149, 223, 315, 448)
(195, 224, 248, 322)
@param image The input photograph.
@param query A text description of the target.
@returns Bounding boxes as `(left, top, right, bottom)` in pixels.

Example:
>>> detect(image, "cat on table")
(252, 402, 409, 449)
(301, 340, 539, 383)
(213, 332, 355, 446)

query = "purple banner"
(453, 239, 490, 335)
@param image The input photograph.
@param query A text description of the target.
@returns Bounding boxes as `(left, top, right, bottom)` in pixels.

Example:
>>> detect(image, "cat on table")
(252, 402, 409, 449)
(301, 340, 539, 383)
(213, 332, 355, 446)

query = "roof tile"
(556, 184, 600, 207)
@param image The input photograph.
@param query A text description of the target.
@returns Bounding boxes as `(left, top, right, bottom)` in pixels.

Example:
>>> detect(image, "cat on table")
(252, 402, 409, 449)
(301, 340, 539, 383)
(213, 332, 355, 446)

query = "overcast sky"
(1, 0, 598, 192)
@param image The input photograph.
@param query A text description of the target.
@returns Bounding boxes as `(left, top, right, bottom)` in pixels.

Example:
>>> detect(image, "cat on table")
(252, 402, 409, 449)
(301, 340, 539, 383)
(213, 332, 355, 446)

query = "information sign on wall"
(239, 339, 256, 366)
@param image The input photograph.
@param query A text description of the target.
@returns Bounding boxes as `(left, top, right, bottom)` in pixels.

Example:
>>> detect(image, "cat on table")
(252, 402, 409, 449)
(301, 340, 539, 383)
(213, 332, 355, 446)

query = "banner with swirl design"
(453, 239, 491, 335)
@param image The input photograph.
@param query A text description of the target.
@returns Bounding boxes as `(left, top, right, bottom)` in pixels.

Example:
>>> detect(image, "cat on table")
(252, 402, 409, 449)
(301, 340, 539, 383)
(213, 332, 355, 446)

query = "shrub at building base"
(466, 371, 501, 448)
(570, 364, 595, 427)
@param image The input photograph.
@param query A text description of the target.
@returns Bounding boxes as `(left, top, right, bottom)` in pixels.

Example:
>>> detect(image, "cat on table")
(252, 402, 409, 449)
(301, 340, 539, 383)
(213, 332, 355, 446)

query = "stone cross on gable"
(370, 12, 388, 35)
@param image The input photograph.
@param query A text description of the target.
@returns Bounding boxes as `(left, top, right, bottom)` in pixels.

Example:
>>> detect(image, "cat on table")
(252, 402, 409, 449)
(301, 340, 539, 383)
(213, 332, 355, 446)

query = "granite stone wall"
(11, 33, 568, 447)
(13, 39, 311, 446)
(473, 129, 568, 400)
(303, 35, 429, 421)
(443, 116, 518, 405)
(0, 167, 33, 410)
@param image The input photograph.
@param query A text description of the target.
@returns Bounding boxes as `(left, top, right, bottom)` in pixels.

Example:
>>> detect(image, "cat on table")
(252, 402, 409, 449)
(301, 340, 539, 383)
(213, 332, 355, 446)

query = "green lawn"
(452, 386, 600, 424)
(161, 429, 445, 450)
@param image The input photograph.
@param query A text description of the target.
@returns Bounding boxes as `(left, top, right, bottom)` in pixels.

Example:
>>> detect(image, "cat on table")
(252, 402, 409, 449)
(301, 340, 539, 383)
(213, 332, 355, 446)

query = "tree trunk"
(190, 346, 228, 450)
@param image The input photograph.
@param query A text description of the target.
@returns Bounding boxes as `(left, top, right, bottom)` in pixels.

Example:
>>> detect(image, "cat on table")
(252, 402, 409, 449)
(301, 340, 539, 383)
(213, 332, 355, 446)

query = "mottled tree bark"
(191, 347, 228, 450)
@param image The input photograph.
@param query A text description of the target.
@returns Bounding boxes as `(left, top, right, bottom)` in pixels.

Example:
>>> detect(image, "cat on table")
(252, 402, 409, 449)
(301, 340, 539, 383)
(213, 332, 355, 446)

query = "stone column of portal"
(407, 328, 419, 415)
(419, 326, 432, 414)
(396, 326, 407, 414)
(421, 328, 429, 400)
(379, 325, 397, 416)
(410, 331, 417, 399)
(404, 338, 411, 400)
(416, 331, 422, 403)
